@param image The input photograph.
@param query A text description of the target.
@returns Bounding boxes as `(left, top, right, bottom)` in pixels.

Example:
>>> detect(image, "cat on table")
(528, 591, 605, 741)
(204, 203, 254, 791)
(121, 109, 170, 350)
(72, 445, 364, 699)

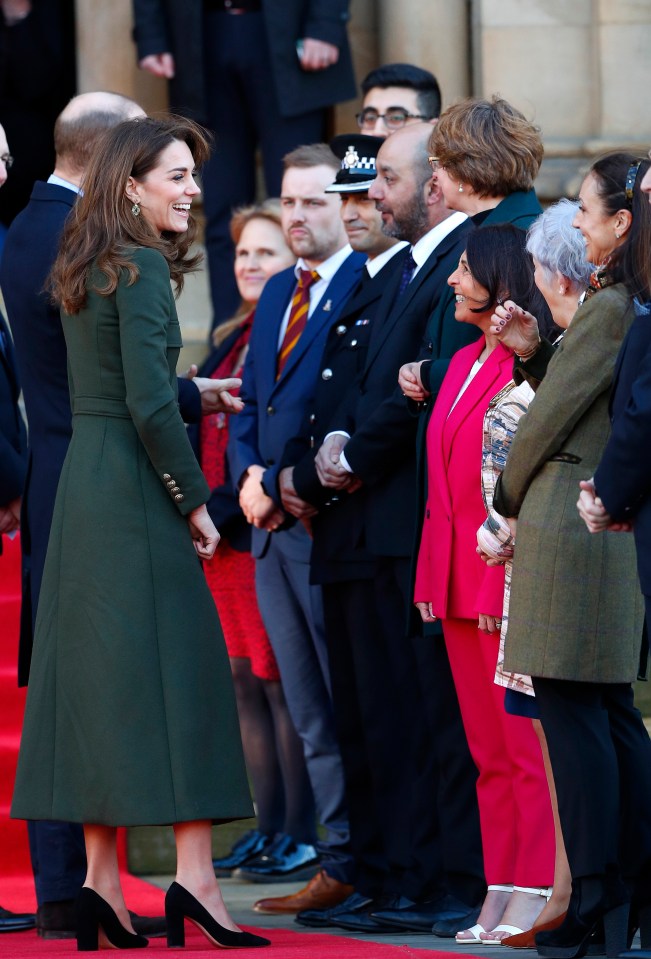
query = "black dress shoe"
(432, 904, 481, 937)
(372, 894, 478, 932)
(331, 895, 413, 932)
(234, 833, 319, 883)
(0, 905, 36, 933)
(213, 829, 272, 877)
(130, 913, 166, 938)
(295, 891, 373, 928)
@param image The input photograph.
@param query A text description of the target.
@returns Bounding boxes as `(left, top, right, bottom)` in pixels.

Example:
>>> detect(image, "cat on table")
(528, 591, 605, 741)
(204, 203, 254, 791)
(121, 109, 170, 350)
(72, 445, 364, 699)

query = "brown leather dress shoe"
(253, 870, 354, 915)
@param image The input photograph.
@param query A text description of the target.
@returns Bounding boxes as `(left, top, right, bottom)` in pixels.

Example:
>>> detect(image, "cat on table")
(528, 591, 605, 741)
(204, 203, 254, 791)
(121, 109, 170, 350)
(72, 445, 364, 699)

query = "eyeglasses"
(625, 160, 642, 204)
(428, 156, 439, 171)
(0, 154, 13, 169)
(356, 108, 428, 131)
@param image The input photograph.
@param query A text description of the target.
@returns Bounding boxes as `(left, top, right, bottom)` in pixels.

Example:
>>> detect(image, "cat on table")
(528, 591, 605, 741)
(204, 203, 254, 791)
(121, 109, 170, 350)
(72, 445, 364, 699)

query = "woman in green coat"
(10, 116, 269, 951)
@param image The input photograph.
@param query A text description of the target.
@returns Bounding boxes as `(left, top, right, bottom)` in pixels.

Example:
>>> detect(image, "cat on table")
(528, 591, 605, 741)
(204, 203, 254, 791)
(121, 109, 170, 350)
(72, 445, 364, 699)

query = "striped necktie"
(276, 269, 320, 379)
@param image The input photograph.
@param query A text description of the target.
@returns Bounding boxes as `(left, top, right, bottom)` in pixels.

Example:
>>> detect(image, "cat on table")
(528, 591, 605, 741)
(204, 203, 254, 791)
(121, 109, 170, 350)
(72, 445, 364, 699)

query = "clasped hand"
(314, 434, 361, 491)
(577, 478, 632, 533)
(187, 504, 220, 561)
(239, 465, 285, 531)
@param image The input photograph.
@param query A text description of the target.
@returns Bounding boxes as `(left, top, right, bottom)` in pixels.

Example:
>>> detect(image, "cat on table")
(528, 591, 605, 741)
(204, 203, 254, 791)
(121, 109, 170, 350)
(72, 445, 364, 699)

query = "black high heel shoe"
(76, 887, 149, 951)
(165, 881, 270, 949)
(536, 876, 629, 959)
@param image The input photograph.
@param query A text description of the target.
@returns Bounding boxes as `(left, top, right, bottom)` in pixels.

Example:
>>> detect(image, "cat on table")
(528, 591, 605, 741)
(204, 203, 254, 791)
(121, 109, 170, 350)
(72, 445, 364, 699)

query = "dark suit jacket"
(0, 180, 201, 684)
(228, 250, 365, 558)
(595, 299, 651, 595)
(0, 311, 27, 555)
(285, 248, 407, 582)
(132, 0, 356, 122)
(293, 218, 474, 562)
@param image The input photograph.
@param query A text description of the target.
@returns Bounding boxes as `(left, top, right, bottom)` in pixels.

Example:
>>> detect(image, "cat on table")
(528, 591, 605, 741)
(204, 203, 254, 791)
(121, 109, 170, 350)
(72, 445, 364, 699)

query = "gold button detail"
(174, 493, 185, 503)
(171, 486, 181, 494)
(163, 473, 171, 481)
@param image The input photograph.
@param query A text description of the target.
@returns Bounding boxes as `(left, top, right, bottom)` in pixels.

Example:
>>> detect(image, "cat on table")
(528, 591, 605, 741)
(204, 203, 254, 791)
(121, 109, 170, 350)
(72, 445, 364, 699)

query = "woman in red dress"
(195, 202, 315, 874)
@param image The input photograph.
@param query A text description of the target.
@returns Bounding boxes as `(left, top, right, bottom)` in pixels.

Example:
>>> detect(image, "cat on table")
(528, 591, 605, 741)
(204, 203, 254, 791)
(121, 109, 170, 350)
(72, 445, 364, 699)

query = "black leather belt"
(204, 0, 262, 12)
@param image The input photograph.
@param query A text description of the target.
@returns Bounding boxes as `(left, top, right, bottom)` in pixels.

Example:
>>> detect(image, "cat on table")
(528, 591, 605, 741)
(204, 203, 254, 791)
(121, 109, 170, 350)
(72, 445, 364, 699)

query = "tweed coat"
(11, 247, 252, 825)
(498, 283, 644, 683)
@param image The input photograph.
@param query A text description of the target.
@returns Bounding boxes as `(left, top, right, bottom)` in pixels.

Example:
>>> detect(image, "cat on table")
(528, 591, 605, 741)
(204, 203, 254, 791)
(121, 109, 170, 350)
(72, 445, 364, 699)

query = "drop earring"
(458, 183, 464, 193)
(131, 201, 141, 216)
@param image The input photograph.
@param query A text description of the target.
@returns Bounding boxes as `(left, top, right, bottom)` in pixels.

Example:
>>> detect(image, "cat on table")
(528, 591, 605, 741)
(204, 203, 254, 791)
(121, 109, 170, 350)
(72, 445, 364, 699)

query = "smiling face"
(280, 164, 347, 265)
(339, 191, 393, 256)
(448, 251, 492, 328)
(572, 172, 626, 266)
(234, 216, 295, 304)
(127, 139, 200, 235)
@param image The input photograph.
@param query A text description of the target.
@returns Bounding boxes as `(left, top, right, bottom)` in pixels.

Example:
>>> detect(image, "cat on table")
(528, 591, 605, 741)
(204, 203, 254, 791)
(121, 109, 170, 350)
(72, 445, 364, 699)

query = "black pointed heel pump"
(76, 887, 149, 951)
(165, 881, 270, 949)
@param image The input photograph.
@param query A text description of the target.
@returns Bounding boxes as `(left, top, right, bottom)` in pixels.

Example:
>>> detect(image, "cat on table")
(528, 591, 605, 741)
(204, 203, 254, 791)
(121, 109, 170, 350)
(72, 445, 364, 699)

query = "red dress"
(200, 320, 280, 682)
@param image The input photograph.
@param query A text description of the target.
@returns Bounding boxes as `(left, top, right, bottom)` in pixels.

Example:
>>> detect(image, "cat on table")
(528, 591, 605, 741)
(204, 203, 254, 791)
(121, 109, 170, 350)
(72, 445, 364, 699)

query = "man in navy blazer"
(228, 144, 364, 905)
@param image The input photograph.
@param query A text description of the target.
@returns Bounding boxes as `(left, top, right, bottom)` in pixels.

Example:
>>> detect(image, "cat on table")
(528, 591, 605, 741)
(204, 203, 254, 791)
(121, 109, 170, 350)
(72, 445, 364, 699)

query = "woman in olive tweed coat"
(494, 153, 651, 954)
(11, 117, 267, 950)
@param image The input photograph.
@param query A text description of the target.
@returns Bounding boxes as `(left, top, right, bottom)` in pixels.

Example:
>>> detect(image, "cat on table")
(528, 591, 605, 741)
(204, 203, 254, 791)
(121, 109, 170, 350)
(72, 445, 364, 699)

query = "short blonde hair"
(429, 95, 543, 198)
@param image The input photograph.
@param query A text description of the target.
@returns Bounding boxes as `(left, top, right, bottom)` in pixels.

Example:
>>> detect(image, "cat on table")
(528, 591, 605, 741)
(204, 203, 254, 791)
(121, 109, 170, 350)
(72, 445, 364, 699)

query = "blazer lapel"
(257, 272, 295, 398)
(443, 343, 513, 463)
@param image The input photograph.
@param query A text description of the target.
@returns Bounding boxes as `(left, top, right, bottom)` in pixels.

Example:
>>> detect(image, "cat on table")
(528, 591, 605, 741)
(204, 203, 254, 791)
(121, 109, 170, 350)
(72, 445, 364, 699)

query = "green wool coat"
(11, 247, 252, 826)
(499, 283, 644, 683)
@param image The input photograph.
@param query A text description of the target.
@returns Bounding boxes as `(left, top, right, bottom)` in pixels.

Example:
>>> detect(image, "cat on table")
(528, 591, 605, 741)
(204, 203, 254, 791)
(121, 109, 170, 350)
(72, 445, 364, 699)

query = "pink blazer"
(415, 339, 513, 620)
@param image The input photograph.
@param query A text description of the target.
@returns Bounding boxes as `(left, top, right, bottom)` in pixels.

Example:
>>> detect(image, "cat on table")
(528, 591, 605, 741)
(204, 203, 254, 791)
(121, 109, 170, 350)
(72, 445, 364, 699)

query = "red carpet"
(0, 926, 460, 957)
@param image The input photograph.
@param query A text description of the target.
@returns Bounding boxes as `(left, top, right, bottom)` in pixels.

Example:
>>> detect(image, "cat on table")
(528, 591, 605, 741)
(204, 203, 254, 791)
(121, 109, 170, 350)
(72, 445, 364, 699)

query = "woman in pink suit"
(414, 225, 556, 943)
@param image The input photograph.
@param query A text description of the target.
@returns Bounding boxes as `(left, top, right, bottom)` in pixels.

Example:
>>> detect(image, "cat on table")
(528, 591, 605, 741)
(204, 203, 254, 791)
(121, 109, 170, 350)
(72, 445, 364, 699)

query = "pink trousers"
(442, 618, 555, 885)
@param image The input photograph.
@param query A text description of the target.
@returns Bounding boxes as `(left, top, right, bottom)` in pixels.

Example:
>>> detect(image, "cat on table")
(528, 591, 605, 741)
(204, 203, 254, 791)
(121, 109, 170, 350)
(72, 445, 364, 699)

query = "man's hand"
(399, 360, 429, 402)
(279, 467, 318, 520)
(299, 38, 339, 71)
(315, 434, 356, 489)
(139, 53, 175, 78)
(489, 299, 541, 356)
(239, 464, 286, 529)
(183, 365, 244, 415)
(577, 479, 632, 533)
(187, 504, 220, 561)
(476, 546, 505, 567)
(415, 601, 437, 623)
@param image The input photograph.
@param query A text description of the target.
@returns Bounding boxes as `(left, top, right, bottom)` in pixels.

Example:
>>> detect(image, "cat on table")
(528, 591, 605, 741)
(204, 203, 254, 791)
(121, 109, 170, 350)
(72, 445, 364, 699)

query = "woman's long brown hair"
(49, 115, 212, 314)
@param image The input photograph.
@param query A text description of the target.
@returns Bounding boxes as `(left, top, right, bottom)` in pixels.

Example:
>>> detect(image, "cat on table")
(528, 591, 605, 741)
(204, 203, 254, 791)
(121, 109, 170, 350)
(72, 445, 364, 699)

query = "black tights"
(230, 657, 315, 843)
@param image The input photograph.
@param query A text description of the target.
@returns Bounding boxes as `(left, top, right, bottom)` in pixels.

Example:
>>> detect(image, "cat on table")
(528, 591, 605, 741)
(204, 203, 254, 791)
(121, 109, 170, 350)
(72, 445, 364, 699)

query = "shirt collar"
(366, 240, 408, 278)
(295, 243, 352, 284)
(47, 174, 83, 195)
(410, 211, 468, 269)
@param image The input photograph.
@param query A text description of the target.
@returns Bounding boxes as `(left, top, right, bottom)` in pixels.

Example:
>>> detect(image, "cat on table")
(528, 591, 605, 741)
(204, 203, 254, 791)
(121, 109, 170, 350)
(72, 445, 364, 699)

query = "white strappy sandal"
(455, 885, 514, 944)
(480, 885, 552, 945)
